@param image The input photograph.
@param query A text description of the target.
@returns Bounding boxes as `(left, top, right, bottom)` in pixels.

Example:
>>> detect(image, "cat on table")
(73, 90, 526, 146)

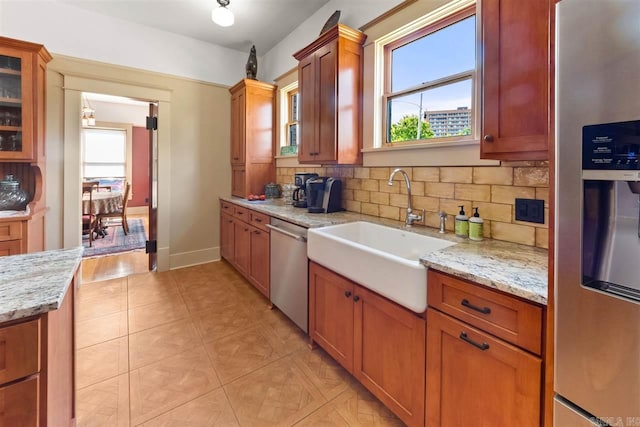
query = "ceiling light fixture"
(81, 95, 96, 127)
(212, 0, 234, 27)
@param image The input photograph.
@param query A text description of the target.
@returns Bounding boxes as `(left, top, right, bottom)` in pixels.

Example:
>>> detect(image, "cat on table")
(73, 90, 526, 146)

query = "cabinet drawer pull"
(345, 291, 352, 298)
(255, 218, 262, 222)
(461, 299, 491, 315)
(254, 230, 260, 235)
(483, 134, 494, 142)
(460, 332, 490, 351)
(353, 295, 360, 302)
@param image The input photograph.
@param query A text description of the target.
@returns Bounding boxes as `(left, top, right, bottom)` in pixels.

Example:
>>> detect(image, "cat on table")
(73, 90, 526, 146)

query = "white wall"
(261, 0, 404, 83)
(88, 101, 149, 127)
(1, 1, 248, 86)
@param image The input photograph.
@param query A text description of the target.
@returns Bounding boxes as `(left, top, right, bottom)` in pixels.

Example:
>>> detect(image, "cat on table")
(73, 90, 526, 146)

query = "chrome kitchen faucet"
(387, 168, 424, 227)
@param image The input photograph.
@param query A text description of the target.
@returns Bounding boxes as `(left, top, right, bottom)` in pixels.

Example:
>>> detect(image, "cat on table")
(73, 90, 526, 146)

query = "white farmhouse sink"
(307, 221, 455, 313)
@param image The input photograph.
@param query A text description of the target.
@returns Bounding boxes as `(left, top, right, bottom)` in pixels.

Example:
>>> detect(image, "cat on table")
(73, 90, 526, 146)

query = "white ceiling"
(59, 0, 331, 54)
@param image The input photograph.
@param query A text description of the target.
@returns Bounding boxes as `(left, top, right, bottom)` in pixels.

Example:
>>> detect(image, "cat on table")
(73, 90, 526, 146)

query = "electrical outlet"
(515, 198, 545, 224)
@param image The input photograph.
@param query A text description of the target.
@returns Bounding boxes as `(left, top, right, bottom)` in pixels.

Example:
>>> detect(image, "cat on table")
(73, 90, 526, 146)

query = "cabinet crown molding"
(293, 24, 367, 61)
(229, 78, 276, 94)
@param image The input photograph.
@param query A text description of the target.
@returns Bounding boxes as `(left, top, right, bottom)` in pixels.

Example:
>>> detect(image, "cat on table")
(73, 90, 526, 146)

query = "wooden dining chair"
(81, 183, 99, 246)
(98, 182, 131, 235)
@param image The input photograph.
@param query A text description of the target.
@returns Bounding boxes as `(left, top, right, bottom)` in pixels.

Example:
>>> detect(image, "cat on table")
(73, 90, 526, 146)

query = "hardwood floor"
(75, 261, 405, 426)
(81, 213, 150, 283)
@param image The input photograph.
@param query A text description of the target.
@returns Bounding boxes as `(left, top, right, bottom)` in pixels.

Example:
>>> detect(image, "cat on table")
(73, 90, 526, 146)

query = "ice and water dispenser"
(581, 120, 640, 302)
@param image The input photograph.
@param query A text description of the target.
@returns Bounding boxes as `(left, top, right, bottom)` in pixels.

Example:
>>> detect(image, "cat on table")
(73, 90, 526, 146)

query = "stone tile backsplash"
(276, 161, 549, 249)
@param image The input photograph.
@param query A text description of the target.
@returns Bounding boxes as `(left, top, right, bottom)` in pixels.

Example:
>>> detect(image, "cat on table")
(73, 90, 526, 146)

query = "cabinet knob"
(353, 295, 360, 302)
(344, 291, 352, 298)
(483, 134, 494, 142)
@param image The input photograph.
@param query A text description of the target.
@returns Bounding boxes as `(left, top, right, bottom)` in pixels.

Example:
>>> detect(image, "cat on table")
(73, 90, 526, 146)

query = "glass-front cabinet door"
(0, 48, 33, 160)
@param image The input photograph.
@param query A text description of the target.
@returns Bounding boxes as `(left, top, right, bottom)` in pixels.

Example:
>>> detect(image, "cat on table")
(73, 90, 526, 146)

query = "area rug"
(82, 218, 146, 257)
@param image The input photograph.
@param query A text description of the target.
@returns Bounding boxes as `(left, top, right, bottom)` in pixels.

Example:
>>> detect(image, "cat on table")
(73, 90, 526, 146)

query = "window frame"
(381, 5, 477, 147)
(286, 88, 299, 147)
(81, 122, 133, 190)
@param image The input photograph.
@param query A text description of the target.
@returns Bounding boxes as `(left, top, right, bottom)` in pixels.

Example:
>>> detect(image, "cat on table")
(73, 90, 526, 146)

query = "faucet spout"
(388, 168, 423, 226)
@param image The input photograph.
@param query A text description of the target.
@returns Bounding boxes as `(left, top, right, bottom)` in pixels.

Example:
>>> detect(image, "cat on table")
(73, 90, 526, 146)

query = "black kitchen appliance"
(306, 177, 342, 213)
(292, 172, 318, 208)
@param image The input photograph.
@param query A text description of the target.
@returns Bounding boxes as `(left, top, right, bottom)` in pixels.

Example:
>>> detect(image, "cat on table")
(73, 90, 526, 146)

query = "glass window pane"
(388, 79, 472, 142)
(391, 15, 475, 92)
(83, 128, 126, 163)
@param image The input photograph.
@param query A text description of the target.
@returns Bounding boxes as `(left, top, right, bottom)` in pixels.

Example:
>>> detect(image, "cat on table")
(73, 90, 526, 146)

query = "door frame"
(62, 75, 171, 271)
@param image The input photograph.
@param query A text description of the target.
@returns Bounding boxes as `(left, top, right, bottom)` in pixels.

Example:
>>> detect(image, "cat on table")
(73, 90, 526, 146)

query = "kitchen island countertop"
(0, 247, 83, 322)
(221, 197, 548, 305)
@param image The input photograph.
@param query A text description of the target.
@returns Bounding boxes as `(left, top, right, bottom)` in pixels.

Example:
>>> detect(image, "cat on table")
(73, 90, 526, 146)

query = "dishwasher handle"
(266, 224, 307, 242)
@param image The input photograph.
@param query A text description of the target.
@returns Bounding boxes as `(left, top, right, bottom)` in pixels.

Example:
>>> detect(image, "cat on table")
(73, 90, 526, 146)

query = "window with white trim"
(82, 127, 126, 179)
(278, 81, 299, 155)
(383, 7, 476, 146)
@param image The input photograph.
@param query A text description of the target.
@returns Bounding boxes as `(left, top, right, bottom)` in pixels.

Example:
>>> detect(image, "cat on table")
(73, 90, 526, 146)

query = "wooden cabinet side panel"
(27, 209, 45, 253)
(336, 38, 363, 165)
(308, 262, 354, 372)
(354, 285, 425, 427)
(245, 86, 275, 164)
(298, 55, 317, 163)
(41, 276, 75, 427)
(426, 309, 541, 427)
(481, 0, 549, 157)
(0, 375, 39, 427)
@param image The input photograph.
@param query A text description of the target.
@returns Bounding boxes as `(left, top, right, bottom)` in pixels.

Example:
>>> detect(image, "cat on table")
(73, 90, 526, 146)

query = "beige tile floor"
(75, 260, 405, 426)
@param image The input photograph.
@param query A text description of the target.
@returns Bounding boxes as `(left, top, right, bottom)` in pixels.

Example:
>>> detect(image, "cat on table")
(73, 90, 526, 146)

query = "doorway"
(79, 93, 155, 281)
(61, 75, 170, 274)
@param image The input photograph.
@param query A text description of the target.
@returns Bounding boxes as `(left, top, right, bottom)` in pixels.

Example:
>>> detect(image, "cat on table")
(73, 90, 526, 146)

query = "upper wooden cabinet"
(0, 36, 51, 163)
(293, 25, 366, 165)
(480, 0, 551, 160)
(0, 37, 50, 257)
(228, 79, 276, 197)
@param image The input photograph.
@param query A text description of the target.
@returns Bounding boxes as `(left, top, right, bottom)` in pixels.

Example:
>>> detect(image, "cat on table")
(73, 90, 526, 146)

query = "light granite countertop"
(222, 197, 548, 305)
(0, 247, 83, 322)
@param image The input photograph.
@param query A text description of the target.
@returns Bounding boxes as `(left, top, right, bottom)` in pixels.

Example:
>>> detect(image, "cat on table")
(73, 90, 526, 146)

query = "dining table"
(82, 190, 123, 216)
(82, 190, 123, 237)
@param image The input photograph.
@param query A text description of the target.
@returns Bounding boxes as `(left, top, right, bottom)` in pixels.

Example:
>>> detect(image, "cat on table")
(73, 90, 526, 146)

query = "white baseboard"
(169, 247, 221, 270)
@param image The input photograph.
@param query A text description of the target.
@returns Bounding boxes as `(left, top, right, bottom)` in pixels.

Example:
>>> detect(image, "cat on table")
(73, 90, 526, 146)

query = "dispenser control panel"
(583, 120, 640, 170)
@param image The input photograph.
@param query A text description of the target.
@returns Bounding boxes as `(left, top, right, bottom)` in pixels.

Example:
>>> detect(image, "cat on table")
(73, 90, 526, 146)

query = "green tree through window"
(390, 114, 435, 142)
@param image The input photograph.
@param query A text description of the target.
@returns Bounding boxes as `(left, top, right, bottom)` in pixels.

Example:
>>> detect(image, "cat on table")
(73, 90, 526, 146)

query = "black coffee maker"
(306, 177, 342, 213)
(292, 172, 318, 208)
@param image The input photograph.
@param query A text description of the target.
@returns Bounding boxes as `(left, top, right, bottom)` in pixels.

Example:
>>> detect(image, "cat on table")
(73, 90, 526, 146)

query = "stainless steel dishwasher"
(266, 218, 308, 333)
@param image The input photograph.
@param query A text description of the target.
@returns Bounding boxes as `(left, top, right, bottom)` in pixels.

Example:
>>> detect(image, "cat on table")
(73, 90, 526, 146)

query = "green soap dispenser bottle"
(469, 207, 484, 241)
(454, 205, 469, 238)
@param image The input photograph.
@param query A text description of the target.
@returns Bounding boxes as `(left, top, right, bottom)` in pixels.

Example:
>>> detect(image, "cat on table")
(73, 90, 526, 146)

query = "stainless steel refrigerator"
(555, 1, 640, 425)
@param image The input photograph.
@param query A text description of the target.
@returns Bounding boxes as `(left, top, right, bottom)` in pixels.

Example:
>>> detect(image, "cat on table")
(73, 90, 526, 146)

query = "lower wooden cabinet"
(249, 225, 269, 297)
(426, 308, 542, 427)
(0, 376, 39, 427)
(233, 220, 251, 276)
(220, 200, 270, 298)
(0, 272, 77, 426)
(309, 262, 425, 427)
(0, 215, 45, 257)
(309, 262, 355, 371)
(220, 212, 234, 261)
